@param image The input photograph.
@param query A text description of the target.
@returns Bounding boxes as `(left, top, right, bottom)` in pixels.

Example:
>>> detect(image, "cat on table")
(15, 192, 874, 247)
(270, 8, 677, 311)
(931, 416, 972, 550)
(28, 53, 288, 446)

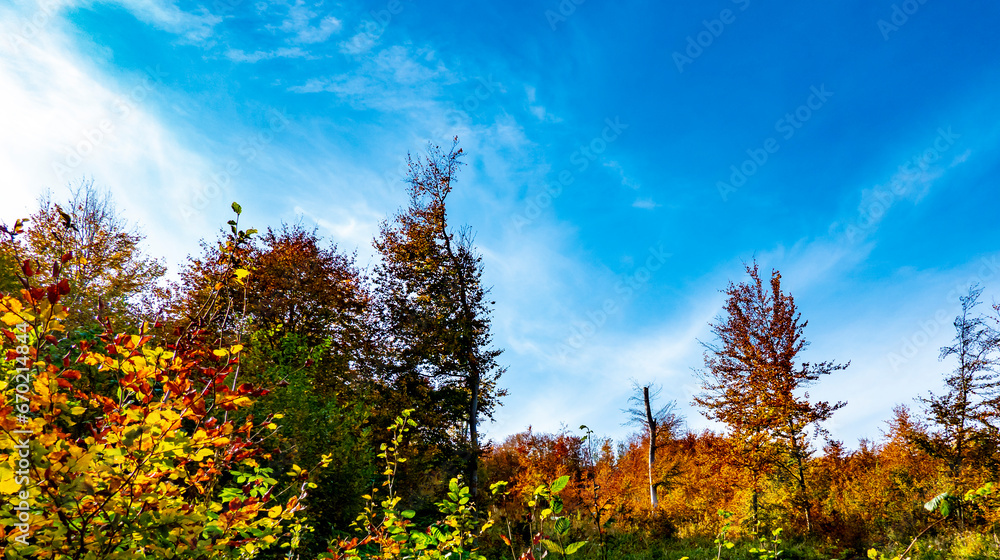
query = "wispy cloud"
(276, 0, 342, 44)
(289, 45, 451, 112)
(225, 46, 312, 63)
(102, 0, 220, 43)
(0, 2, 222, 268)
(604, 160, 640, 190)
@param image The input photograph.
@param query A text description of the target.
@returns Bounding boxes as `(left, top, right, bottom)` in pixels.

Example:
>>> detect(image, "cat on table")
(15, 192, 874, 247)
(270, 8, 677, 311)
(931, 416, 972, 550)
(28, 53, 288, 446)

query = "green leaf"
(232, 202, 242, 214)
(550, 475, 570, 494)
(555, 517, 571, 535)
(401, 510, 415, 519)
(566, 541, 587, 555)
(924, 492, 950, 514)
(540, 539, 564, 554)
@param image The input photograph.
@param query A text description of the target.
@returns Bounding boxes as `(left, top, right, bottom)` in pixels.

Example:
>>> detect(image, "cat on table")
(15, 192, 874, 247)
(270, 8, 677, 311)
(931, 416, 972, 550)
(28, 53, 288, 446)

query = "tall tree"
(694, 261, 847, 530)
(372, 139, 505, 497)
(917, 285, 1000, 483)
(246, 223, 370, 395)
(2, 179, 166, 331)
(624, 383, 682, 508)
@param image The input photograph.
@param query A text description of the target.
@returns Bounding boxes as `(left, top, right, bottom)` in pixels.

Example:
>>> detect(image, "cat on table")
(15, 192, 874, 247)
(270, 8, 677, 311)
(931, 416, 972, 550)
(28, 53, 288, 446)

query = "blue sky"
(2, 0, 1000, 449)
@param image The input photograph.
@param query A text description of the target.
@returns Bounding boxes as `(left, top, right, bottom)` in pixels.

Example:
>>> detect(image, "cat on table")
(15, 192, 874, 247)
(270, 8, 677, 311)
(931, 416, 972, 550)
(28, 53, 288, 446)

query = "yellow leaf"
(70, 406, 87, 416)
(194, 448, 215, 461)
(1, 312, 21, 327)
(0, 465, 20, 495)
(267, 505, 282, 519)
(212, 349, 228, 358)
(78, 257, 87, 265)
(266, 423, 277, 430)
(230, 344, 244, 354)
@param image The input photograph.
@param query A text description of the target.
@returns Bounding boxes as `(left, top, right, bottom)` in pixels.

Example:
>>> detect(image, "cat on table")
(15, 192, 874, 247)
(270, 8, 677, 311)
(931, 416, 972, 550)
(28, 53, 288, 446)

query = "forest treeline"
(0, 142, 998, 560)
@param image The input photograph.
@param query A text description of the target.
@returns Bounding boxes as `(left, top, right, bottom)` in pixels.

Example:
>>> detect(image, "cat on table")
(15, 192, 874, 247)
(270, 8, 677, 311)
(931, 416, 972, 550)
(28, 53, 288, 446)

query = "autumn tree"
(372, 139, 505, 498)
(4, 180, 166, 331)
(0, 249, 19, 296)
(694, 262, 847, 531)
(623, 383, 682, 509)
(245, 223, 370, 395)
(239, 224, 375, 555)
(0, 211, 320, 560)
(161, 205, 257, 351)
(916, 285, 1000, 486)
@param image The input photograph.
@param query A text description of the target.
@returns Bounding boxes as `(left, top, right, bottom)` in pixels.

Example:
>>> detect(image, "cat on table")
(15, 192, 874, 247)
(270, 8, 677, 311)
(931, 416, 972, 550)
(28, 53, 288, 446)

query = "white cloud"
(278, 0, 341, 44)
(225, 46, 311, 63)
(289, 45, 450, 113)
(604, 160, 640, 189)
(340, 28, 379, 55)
(0, 3, 222, 272)
(98, 0, 221, 43)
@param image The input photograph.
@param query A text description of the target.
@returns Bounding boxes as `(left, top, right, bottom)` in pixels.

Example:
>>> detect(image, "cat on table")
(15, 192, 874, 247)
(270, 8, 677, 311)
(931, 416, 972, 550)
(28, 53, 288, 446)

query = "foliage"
(695, 261, 847, 530)
(0, 180, 167, 332)
(245, 224, 370, 398)
(0, 214, 321, 559)
(372, 138, 505, 497)
(234, 330, 375, 558)
(323, 409, 495, 559)
(914, 285, 1000, 490)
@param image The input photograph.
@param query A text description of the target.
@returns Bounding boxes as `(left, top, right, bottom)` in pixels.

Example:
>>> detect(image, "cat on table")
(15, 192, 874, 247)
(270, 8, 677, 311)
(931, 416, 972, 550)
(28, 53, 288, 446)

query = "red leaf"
(57, 278, 71, 295)
(21, 260, 34, 277)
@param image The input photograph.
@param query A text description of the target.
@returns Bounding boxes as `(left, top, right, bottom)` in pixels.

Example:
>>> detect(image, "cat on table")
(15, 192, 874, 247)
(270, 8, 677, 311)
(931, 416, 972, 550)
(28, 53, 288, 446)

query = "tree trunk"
(439, 220, 481, 498)
(644, 386, 658, 508)
(788, 425, 812, 533)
